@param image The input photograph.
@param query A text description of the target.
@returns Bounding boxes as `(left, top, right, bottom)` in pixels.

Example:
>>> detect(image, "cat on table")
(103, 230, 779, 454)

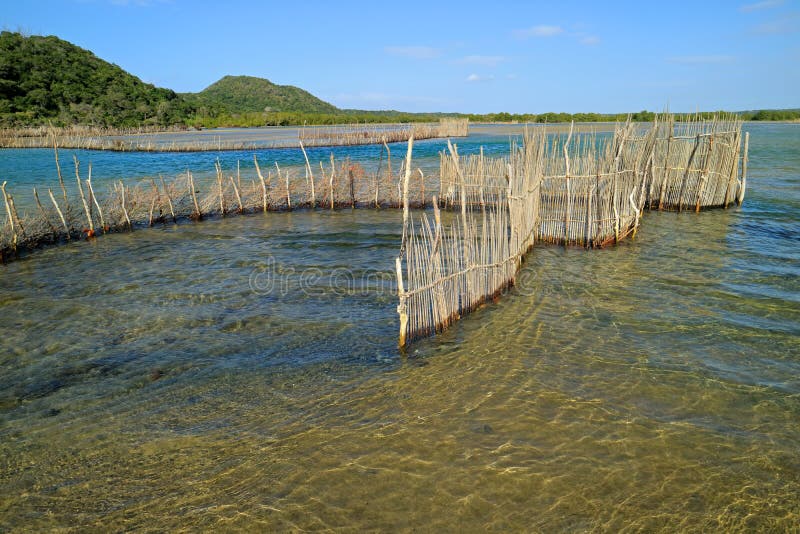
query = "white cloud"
(458, 55, 508, 67)
(739, 0, 783, 12)
(384, 46, 441, 59)
(667, 55, 735, 64)
(579, 35, 600, 45)
(466, 73, 494, 82)
(513, 25, 564, 39)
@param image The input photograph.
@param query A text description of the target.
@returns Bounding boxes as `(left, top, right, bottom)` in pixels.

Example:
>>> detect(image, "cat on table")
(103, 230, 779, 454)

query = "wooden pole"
(229, 175, 244, 213)
(418, 169, 425, 208)
(159, 175, 176, 222)
(86, 176, 105, 232)
(73, 156, 94, 236)
(254, 155, 268, 212)
(401, 137, 415, 249)
(118, 181, 132, 229)
(737, 131, 749, 205)
(51, 133, 68, 208)
(300, 140, 315, 207)
(1, 181, 17, 251)
(329, 154, 335, 210)
(215, 161, 226, 215)
(33, 187, 58, 236)
(48, 188, 70, 238)
(396, 256, 408, 348)
(188, 171, 202, 220)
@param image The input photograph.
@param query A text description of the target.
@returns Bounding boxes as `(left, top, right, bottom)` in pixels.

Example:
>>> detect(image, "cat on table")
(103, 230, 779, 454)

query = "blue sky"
(4, 0, 799, 113)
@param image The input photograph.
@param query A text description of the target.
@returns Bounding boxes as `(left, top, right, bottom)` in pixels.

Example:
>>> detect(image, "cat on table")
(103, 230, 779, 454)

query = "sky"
(3, 0, 799, 113)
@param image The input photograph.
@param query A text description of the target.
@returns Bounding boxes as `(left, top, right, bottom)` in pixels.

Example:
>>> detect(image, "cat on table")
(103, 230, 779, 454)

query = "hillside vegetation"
(0, 31, 796, 129)
(184, 75, 338, 116)
(0, 31, 192, 127)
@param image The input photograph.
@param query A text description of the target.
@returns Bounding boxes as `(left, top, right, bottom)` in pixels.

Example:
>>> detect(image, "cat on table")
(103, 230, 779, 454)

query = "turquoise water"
(0, 123, 798, 530)
(0, 125, 522, 197)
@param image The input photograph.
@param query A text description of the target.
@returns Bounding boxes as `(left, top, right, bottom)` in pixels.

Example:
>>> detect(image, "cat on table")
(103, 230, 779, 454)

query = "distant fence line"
(299, 119, 469, 147)
(395, 114, 749, 346)
(0, 119, 469, 152)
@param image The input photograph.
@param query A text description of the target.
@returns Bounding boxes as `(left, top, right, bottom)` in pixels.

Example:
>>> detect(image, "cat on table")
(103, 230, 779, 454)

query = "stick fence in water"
(646, 114, 746, 211)
(398, 115, 749, 346)
(396, 133, 543, 346)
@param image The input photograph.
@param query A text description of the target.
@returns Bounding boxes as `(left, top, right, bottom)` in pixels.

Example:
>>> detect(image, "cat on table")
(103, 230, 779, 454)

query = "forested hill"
(183, 75, 339, 116)
(0, 31, 796, 128)
(0, 31, 192, 127)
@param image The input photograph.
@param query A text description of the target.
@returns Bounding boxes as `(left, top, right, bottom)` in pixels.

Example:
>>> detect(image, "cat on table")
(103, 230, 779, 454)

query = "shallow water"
(0, 124, 798, 530)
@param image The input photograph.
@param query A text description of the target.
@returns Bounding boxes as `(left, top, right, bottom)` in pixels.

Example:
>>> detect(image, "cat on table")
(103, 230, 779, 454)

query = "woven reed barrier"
(0, 119, 469, 152)
(645, 114, 746, 211)
(439, 121, 656, 247)
(0, 139, 433, 262)
(300, 118, 469, 148)
(396, 134, 543, 346)
(536, 121, 656, 246)
(397, 115, 749, 346)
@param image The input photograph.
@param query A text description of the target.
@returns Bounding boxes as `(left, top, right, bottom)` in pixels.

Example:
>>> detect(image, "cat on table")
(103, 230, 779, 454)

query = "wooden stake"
(188, 171, 202, 220)
(300, 140, 315, 207)
(118, 181, 132, 229)
(418, 168, 425, 208)
(51, 131, 68, 208)
(73, 156, 94, 236)
(401, 137, 415, 249)
(396, 256, 408, 348)
(33, 187, 58, 236)
(48, 188, 70, 238)
(215, 160, 226, 215)
(329, 154, 335, 210)
(1, 181, 18, 251)
(254, 155, 268, 212)
(737, 132, 749, 205)
(229, 175, 244, 213)
(159, 175, 176, 222)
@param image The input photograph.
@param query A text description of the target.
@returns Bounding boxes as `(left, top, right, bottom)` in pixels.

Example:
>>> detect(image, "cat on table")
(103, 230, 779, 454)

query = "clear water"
(0, 124, 798, 530)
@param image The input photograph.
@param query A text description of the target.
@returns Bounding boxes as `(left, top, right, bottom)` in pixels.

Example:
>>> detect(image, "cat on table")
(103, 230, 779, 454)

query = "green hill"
(184, 75, 338, 115)
(0, 31, 193, 127)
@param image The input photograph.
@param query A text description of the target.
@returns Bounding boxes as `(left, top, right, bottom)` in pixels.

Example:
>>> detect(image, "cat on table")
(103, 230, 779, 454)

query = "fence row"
(397, 115, 749, 346)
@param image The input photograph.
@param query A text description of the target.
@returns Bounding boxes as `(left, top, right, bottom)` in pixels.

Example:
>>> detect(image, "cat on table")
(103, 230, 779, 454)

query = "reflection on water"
(0, 124, 798, 530)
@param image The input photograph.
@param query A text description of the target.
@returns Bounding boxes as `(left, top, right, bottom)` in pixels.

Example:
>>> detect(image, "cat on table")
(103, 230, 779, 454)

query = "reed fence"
(396, 134, 543, 345)
(0, 119, 469, 152)
(1, 115, 750, 348)
(299, 119, 468, 148)
(396, 115, 749, 346)
(0, 142, 428, 262)
(645, 114, 746, 211)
